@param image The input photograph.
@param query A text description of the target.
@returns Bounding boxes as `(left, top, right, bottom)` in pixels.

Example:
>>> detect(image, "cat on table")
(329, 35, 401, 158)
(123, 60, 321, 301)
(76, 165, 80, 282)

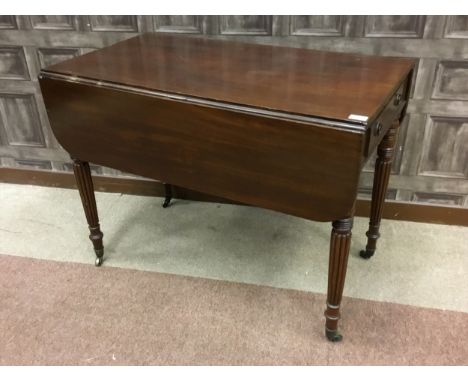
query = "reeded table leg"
(325, 217, 353, 342)
(72, 159, 104, 266)
(360, 121, 399, 259)
(162, 183, 173, 208)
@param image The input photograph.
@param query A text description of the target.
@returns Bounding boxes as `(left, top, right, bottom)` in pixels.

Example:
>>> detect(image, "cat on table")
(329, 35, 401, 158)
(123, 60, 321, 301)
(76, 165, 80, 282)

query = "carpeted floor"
(1, 254, 466, 366)
(2, 184, 468, 314)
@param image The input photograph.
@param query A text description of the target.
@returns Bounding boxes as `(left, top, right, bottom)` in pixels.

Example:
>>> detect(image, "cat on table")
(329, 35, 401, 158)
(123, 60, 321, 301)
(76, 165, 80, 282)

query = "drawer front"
(364, 78, 409, 157)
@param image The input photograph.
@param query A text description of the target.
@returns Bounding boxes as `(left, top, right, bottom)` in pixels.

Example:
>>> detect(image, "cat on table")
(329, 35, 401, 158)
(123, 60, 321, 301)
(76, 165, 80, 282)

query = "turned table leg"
(72, 159, 104, 266)
(325, 217, 353, 342)
(360, 120, 399, 259)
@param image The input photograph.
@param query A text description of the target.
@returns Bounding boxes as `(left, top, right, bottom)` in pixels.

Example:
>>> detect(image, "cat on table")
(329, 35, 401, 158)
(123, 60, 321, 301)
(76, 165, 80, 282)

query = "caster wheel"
(95, 257, 103, 267)
(162, 198, 171, 208)
(360, 249, 375, 259)
(325, 329, 343, 342)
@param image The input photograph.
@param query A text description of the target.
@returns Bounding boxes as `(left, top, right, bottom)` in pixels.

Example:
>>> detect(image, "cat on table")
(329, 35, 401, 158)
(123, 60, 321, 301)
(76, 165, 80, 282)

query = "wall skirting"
(1, 167, 466, 227)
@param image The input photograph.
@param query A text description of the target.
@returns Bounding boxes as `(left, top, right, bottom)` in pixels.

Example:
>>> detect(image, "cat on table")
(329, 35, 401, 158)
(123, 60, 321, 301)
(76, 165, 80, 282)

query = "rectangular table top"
(42, 33, 414, 127)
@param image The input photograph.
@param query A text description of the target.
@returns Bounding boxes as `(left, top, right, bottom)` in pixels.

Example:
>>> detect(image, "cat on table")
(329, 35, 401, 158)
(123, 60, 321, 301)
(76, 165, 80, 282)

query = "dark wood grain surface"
(39, 34, 414, 222)
(39, 77, 364, 222)
(42, 33, 415, 125)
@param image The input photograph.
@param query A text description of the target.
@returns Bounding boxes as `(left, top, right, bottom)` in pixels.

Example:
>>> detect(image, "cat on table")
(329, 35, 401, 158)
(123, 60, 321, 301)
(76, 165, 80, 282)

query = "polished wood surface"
(38, 33, 415, 342)
(39, 77, 364, 222)
(43, 33, 414, 125)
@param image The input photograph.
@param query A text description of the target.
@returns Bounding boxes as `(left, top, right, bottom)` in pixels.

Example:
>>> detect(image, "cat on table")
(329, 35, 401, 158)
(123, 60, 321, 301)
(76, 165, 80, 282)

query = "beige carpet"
(1, 254, 466, 365)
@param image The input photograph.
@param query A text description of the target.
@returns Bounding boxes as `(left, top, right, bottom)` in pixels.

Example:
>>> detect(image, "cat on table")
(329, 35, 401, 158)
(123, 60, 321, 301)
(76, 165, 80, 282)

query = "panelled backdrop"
(0, 15, 467, 208)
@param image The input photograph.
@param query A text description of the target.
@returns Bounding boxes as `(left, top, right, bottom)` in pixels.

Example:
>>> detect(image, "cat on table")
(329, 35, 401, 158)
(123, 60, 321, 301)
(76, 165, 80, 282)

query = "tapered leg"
(72, 159, 104, 266)
(360, 121, 399, 259)
(325, 217, 353, 342)
(162, 183, 173, 208)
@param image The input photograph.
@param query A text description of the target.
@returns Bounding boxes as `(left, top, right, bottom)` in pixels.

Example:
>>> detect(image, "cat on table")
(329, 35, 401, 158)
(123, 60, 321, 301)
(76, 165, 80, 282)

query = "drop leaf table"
(39, 33, 415, 342)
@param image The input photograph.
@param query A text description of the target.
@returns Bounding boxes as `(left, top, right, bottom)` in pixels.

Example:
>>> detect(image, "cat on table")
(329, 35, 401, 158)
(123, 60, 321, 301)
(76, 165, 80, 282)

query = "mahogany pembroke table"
(38, 33, 415, 342)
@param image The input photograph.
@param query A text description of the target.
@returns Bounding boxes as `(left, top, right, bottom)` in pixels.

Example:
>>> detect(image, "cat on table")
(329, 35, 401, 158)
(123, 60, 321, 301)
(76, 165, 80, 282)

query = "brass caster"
(325, 328, 343, 342)
(360, 249, 375, 259)
(162, 183, 173, 208)
(162, 197, 171, 208)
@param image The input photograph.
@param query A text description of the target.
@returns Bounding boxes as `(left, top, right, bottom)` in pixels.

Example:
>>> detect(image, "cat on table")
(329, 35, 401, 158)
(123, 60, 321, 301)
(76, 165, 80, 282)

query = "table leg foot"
(95, 256, 103, 267)
(325, 328, 343, 342)
(359, 249, 375, 259)
(94, 247, 104, 266)
(162, 183, 173, 208)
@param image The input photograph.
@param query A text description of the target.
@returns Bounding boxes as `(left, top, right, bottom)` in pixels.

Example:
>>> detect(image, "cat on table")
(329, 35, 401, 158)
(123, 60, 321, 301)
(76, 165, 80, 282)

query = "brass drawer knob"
(374, 122, 382, 136)
(394, 93, 402, 106)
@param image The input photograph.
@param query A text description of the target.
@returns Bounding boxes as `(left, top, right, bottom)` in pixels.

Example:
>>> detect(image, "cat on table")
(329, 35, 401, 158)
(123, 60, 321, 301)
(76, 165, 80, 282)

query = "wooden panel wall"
(0, 15, 467, 208)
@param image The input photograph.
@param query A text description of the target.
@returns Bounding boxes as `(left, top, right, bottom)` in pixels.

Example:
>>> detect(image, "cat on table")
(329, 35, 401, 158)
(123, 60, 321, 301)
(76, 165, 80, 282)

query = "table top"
(42, 33, 414, 126)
